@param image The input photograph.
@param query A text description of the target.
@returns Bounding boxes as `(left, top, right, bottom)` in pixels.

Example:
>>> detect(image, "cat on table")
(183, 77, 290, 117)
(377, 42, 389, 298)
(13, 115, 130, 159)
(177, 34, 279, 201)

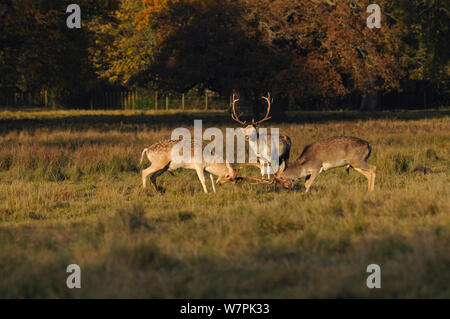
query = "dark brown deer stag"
(254, 136, 376, 192)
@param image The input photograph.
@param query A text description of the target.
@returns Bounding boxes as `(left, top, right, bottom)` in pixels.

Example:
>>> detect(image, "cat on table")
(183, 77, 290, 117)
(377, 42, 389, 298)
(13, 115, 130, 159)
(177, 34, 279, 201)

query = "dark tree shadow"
(0, 109, 448, 133)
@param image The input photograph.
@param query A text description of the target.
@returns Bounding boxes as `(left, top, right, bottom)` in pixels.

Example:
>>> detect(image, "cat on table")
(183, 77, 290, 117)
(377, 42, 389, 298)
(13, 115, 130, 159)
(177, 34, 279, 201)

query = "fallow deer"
(259, 136, 376, 192)
(231, 93, 291, 178)
(140, 139, 239, 193)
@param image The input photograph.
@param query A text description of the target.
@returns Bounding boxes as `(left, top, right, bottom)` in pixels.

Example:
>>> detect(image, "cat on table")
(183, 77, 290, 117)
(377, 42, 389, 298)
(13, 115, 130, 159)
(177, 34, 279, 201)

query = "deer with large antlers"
(231, 92, 291, 179)
(255, 136, 376, 192)
(140, 139, 239, 193)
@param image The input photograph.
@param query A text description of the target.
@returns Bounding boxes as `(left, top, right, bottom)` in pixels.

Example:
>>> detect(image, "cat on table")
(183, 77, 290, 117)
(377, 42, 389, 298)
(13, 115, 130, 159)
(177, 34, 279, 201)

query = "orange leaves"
(136, 0, 179, 30)
(93, 0, 402, 100)
(135, 0, 213, 31)
(243, 0, 401, 98)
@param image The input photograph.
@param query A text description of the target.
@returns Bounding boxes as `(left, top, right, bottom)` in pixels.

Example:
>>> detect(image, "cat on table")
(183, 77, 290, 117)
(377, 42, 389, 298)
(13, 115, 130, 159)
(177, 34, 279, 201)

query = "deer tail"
(140, 148, 148, 165)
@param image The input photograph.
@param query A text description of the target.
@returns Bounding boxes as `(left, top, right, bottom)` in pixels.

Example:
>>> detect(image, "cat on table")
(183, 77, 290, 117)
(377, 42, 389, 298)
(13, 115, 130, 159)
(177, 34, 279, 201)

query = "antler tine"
(253, 92, 272, 125)
(240, 176, 276, 185)
(231, 93, 247, 126)
(237, 163, 277, 185)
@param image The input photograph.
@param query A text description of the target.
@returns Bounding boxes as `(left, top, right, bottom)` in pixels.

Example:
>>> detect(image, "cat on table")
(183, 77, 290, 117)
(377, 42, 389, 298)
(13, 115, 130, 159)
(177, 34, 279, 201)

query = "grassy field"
(0, 109, 449, 298)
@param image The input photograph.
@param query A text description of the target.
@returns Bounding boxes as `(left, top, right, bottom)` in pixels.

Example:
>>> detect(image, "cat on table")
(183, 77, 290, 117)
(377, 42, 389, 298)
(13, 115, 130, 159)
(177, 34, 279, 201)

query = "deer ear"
(277, 161, 286, 176)
(225, 160, 233, 171)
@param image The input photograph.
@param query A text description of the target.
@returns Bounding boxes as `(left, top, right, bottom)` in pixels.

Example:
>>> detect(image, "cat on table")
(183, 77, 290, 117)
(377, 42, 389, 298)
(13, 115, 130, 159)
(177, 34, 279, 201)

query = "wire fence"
(0, 87, 231, 111)
(1, 80, 445, 110)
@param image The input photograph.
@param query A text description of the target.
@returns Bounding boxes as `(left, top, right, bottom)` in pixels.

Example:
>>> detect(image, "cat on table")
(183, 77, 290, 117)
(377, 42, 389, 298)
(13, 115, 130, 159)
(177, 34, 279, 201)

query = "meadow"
(0, 109, 449, 298)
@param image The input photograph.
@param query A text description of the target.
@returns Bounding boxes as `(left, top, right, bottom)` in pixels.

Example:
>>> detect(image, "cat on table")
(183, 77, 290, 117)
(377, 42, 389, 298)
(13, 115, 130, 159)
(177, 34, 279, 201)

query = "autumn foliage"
(1, 0, 448, 110)
(115, 0, 402, 109)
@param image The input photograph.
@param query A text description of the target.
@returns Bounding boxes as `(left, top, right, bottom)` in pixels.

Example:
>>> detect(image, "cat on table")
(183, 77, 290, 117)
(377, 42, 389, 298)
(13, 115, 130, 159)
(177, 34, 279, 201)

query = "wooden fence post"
(205, 92, 208, 110)
(166, 95, 169, 110)
(155, 91, 158, 110)
(182, 93, 185, 110)
(129, 90, 132, 110)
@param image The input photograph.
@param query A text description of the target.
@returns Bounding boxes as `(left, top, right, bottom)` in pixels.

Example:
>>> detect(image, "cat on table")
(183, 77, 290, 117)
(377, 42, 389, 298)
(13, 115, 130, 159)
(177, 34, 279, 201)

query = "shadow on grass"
(0, 109, 448, 133)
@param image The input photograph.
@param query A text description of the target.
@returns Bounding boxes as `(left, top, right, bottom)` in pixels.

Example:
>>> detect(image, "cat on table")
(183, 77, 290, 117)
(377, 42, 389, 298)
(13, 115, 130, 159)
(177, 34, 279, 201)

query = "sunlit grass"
(0, 110, 449, 298)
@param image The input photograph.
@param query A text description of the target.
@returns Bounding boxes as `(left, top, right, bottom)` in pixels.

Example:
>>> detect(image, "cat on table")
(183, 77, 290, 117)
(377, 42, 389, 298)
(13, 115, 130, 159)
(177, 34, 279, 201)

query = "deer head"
(215, 161, 240, 185)
(231, 93, 273, 139)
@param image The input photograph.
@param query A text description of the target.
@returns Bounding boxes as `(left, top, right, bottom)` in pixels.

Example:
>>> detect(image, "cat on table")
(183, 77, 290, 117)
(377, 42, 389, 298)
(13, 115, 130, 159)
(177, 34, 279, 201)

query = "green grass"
(0, 109, 449, 298)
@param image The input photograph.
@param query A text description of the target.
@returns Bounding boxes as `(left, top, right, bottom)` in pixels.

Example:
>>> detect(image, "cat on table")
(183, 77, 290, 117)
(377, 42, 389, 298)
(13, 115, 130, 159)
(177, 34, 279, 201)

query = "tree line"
(0, 0, 448, 115)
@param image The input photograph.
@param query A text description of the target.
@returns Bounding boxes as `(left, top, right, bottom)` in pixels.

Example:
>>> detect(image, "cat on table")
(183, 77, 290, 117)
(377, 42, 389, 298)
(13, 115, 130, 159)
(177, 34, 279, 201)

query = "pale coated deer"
(231, 93, 291, 178)
(140, 139, 239, 193)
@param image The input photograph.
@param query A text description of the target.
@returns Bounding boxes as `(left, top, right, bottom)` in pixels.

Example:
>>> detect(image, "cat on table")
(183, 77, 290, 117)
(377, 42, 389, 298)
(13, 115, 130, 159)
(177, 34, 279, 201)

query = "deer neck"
(282, 159, 307, 180)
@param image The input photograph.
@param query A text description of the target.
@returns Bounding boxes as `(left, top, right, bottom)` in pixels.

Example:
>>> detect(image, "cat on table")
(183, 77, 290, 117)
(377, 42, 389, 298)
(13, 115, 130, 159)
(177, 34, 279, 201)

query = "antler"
(237, 163, 275, 185)
(241, 176, 275, 185)
(247, 175, 293, 188)
(238, 162, 294, 188)
(231, 94, 247, 126)
(252, 92, 272, 126)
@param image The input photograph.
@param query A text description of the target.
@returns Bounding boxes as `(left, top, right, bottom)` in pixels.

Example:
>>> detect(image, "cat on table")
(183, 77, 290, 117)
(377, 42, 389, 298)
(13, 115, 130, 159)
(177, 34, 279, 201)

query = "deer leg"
(142, 164, 160, 189)
(150, 173, 160, 193)
(258, 155, 271, 179)
(351, 164, 373, 191)
(346, 165, 351, 174)
(195, 165, 208, 194)
(363, 165, 376, 191)
(207, 172, 216, 194)
(142, 161, 170, 192)
(167, 170, 176, 176)
(259, 159, 265, 178)
(150, 166, 170, 193)
(359, 163, 377, 191)
(267, 163, 274, 179)
(304, 169, 320, 193)
(262, 166, 271, 179)
(352, 161, 376, 191)
(370, 165, 376, 191)
(353, 168, 371, 191)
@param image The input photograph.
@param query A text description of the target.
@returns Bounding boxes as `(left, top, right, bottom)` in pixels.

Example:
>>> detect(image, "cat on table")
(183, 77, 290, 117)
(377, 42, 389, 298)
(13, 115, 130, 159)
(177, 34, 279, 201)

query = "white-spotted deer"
(263, 136, 376, 192)
(140, 139, 239, 193)
(231, 93, 291, 178)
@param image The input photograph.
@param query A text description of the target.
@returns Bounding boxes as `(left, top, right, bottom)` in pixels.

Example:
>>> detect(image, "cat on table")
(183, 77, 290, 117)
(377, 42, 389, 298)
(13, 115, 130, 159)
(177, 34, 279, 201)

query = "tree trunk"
(359, 91, 380, 112)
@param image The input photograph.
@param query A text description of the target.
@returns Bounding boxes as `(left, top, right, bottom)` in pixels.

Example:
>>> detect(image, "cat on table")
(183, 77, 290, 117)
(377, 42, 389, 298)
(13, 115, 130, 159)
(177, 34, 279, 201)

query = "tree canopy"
(0, 0, 448, 110)
(96, 0, 402, 111)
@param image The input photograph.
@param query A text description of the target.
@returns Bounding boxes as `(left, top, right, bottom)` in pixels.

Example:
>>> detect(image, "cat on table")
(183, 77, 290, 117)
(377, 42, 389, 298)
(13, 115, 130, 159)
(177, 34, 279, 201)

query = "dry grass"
(0, 109, 449, 298)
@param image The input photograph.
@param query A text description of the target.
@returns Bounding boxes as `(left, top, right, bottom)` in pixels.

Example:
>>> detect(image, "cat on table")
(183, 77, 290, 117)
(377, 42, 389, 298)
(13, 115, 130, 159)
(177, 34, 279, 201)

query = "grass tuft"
(0, 109, 449, 298)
